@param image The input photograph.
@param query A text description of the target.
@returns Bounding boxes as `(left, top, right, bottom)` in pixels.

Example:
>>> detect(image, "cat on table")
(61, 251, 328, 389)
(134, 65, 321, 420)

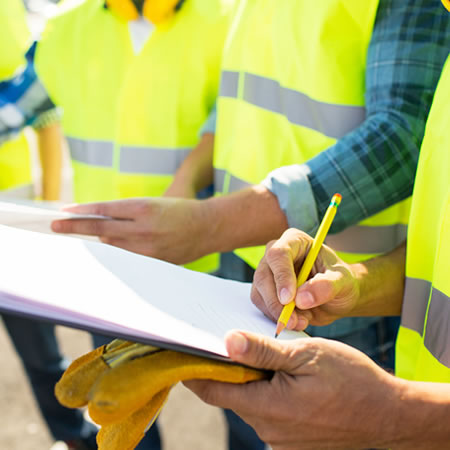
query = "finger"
(250, 282, 280, 323)
(295, 269, 347, 310)
(51, 217, 132, 237)
(252, 256, 296, 324)
(295, 310, 312, 331)
(251, 263, 303, 330)
(62, 199, 145, 219)
(225, 330, 304, 372)
(265, 229, 313, 305)
(183, 378, 273, 416)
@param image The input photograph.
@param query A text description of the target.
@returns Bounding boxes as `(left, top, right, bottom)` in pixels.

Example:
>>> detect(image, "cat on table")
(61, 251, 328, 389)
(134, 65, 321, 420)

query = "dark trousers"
(2, 315, 98, 445)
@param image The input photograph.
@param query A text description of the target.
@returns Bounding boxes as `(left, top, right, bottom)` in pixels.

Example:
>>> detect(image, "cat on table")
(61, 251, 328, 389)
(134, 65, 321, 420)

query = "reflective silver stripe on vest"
(214, 168, 227, 193)
(214, 168, 251, 193)
(67, 137, 114, 168)
(220, 71, 366, 139)
(220, 71, 240, 98)
(424, 287, 450, 368)
(401, 277, 431, 335)
(326, 224, 407, 255)
(119, 146, 191, 175)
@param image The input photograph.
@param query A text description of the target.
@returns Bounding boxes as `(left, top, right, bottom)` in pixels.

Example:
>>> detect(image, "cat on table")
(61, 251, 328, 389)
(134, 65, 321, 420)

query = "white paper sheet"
(0, 199, 109, 234)
(0, 225, 305, 359)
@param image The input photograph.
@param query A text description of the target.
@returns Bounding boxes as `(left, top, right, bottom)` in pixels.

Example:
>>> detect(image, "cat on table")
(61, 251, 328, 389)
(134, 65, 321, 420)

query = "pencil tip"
(275, 321, 285, 338)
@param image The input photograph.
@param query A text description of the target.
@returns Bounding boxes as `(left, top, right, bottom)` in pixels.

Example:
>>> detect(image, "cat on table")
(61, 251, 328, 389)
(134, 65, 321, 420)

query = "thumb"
(295, 269, 349, 310)
(225, 330, 300, 372)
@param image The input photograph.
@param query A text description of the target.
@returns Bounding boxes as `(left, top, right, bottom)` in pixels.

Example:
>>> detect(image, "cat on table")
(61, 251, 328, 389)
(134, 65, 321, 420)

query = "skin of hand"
(37, 123, 63, 201)
(185, 330, 408, 450)
(51, 185, 288, 263)
(251, 228, 361, 331)
(251, 228, 406, 332)
(51, 197, 214, 264)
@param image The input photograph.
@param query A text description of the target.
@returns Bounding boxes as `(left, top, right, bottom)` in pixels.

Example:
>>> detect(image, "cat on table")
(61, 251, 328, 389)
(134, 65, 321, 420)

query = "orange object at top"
(106, 0, 180, 24)
(443, 0, 450, 12)
(144, 0, 180, 24)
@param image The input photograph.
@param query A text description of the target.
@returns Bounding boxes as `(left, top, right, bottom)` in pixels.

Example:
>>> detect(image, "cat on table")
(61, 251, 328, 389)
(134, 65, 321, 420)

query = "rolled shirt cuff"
(32, 107, 61, 130)
(261, 164, 319, 236)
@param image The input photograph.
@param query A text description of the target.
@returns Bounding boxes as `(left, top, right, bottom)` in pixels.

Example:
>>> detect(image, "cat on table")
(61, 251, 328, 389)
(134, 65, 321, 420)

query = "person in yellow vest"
(37, 0, 224, 275)
(0, 2, 101, 450)
(36, 0, 266, 449)
(184, 40, 450, 449)
(53, 0, 449, 371)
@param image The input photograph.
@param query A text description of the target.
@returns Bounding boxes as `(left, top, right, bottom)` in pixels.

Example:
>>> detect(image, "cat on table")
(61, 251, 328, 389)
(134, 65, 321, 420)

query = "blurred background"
(0, 1, 229, 449)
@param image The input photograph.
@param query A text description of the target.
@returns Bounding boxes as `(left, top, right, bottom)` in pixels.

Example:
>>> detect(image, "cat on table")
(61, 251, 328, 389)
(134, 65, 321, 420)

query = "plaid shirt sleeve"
(263, 0, 450, 235)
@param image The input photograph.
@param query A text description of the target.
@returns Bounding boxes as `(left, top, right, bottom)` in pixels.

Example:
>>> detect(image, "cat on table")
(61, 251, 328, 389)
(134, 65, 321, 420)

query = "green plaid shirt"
(263, 0, 450, 236)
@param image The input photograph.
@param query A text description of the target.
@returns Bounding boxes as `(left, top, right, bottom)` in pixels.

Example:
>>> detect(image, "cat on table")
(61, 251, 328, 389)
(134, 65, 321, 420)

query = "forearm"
(350, 243, 406, 317)
(37, 123, 63, 201)
(165, 133, 214, 197)
(201, 185, 288, 254)
(385, 378, 450, 449)
(267, 0, 450, 235)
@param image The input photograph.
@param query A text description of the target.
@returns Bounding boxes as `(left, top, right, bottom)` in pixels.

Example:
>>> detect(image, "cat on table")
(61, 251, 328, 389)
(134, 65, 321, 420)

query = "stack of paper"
(0, 222, 304, 360)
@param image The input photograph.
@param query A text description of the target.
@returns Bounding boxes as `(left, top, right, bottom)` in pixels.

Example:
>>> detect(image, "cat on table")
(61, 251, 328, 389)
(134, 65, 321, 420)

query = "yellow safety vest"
(0, 134, 33, 198)
(396, 56, 450, 382)
(0, 0, 33, 198)
(214, 0, 411, 268)
(0, 0, 30, 79)
(36, 0, 235, 273)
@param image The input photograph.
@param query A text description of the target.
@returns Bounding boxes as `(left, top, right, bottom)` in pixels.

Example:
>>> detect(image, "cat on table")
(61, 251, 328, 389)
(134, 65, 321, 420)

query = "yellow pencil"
(275, 193, 342, 338)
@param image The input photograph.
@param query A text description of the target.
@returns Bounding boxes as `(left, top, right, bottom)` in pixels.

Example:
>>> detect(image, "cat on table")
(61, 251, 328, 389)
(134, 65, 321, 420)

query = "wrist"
(201, 186, 288, 254)
(192, 198, 221, 256)
(364, 374, 408, 449)
(346, 261, 367, 316)
(389, 379, 450, 449)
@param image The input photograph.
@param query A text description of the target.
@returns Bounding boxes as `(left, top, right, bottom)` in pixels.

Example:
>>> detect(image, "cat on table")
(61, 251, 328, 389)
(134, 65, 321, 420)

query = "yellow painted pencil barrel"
(275, 194, 342, 337)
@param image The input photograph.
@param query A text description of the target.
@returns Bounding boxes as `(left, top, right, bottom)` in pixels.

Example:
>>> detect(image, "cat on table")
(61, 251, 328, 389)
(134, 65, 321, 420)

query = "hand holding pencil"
(275, 194, 342, 337)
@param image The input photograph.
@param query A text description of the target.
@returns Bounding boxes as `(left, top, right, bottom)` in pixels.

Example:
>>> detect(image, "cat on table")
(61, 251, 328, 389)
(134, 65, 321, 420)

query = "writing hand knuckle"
(253, 267, 268, 287)
(266, 245, 287, 264)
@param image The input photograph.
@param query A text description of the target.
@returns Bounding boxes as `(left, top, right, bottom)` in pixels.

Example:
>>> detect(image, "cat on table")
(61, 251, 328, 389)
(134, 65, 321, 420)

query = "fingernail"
(279, 288, 292, 304)
(229, 332, 248, 355)
(299, 291, 314, 309)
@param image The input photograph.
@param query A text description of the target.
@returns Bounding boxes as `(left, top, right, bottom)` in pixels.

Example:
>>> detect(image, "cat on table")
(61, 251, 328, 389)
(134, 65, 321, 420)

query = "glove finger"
(55, 344, 108, 408)
(55, 339, 135, 408)
(96, 388, 170, 450)
(89, 350, 266, 425)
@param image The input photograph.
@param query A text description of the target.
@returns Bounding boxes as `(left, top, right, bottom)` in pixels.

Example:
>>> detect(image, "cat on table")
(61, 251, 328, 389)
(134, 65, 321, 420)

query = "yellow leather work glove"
(55, 339, 266, 450)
